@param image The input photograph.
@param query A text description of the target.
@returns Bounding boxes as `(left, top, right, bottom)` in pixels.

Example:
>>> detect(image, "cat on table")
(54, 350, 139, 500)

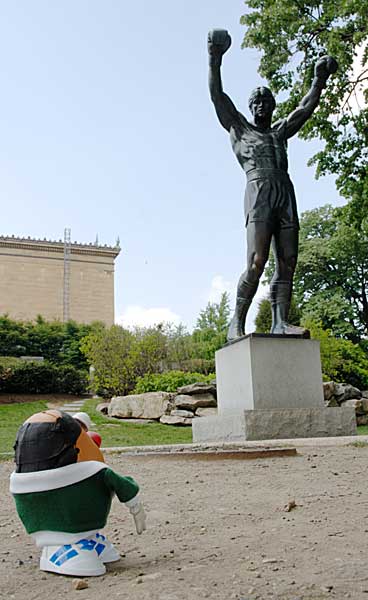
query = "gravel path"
(1, 442, 368, 600)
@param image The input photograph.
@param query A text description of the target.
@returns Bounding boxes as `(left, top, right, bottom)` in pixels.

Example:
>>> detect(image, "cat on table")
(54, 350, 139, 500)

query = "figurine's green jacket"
(10, 461, 139, 534)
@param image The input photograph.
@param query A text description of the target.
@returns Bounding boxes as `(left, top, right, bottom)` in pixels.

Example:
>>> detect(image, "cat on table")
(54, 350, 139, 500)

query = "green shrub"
(304, 319, 368, 389)
(0, 356, 23, 369)
(133, 370, 215, 394)
(178, 358, 215, 374)
(0, 362, 88, 395)
(54, 365, 88, 395)
(0, 315, 97, 370)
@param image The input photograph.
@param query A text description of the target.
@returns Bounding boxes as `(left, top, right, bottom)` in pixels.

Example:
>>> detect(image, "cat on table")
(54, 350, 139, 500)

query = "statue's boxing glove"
(315, 55, 338, 84)
(208, 29, 231, 59)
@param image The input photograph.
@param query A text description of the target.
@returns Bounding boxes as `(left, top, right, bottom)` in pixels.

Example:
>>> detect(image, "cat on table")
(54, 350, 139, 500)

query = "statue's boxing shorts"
(244, 169, 299, 230)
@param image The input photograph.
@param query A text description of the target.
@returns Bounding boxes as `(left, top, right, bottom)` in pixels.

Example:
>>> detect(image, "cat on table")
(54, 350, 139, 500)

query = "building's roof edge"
(0, 236, 121, 258)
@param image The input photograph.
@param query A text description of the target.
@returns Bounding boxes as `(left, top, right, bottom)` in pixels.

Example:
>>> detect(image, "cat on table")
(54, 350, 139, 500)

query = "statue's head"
(248, 86, 276, 119)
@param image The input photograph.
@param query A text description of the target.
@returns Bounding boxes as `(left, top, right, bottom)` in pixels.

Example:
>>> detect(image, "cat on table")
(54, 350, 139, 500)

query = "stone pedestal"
(192, 334, 356, 442)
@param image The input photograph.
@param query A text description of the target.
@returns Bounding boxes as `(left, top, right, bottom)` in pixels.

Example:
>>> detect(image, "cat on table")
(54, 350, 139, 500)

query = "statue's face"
(250, 92, 275, 119)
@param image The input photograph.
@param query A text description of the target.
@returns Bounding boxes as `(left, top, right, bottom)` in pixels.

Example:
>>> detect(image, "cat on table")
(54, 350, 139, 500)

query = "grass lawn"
(357, 425, 368, 435)
(0, 400, 48, 456)
(0, 398, 193, 456)
(1, 398, 367, 457)
(81, 398, 193, 448)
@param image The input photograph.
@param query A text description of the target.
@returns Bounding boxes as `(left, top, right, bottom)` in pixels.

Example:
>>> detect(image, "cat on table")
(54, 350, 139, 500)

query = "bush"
(304, 320, 368, 389)
(80, 325, 168, 397)
(176, 358, 215, 374)
(0, 361, 88, 395)
(133, 370, 215, 394)
(54, 365, 88, 395)
(0, 356, 23, 369)
(0, 315, 97, 370)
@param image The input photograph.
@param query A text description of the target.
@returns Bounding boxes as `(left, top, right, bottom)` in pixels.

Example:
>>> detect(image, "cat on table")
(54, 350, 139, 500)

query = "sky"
(0, 1, 344, 332)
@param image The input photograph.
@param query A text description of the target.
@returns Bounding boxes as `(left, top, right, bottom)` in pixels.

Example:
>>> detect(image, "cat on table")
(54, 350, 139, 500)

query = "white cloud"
(116, 305, 181, 328)
(207, 274, 234, 304)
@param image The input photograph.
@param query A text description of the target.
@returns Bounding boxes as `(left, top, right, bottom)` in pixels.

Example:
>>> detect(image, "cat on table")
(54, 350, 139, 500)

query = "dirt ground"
(1, 444, 368, 600)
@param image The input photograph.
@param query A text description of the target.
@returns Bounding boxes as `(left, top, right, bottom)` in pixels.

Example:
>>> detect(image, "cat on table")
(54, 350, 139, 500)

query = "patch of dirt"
(1, 445, 367, 599)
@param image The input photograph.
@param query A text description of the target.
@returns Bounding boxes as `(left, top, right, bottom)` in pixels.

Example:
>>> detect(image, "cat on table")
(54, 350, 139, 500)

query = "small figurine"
(73, 411, 102, 447)
(9, 409, 146, 577)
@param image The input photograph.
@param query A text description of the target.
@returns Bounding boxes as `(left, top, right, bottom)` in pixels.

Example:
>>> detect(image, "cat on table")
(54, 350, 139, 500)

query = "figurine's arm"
(285, 56, 338, 139)
(208, 30, 241, 132)
(104, 468, 139, 502)
(104, 468, 146, 534)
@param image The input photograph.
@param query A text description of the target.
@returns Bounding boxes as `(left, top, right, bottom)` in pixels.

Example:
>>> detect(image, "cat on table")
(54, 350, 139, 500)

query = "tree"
(191, 292, 231, 361)
(261, 204, 368, 340)
(294, 204, 368, 341)
(195, 292, 231, 333)
(164, 323, 197, 370)
(80, 324, 168, 397)
(303, 319, 368, 389)
(241, 0, 368, 219)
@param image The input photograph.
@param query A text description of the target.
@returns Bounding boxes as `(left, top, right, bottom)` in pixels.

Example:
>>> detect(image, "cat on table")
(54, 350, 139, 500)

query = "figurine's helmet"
(248, 86, 276, 113)
(14, 409, 104, 473)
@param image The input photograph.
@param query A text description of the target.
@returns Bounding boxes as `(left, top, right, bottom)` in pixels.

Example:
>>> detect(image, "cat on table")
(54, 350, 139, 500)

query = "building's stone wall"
(0, 237, 120, 325)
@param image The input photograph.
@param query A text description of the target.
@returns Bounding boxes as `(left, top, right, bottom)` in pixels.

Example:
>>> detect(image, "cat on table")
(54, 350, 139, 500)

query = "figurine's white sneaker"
(91, 532, 121, 563)
(40, 540, 106, 576)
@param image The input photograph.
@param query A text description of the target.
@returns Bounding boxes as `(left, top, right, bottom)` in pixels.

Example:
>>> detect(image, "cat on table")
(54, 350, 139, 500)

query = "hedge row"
(0, 362, 88, 395)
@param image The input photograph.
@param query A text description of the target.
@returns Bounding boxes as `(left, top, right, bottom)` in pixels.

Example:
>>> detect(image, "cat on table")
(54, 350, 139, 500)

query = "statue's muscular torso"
(229, 116, 289, 176)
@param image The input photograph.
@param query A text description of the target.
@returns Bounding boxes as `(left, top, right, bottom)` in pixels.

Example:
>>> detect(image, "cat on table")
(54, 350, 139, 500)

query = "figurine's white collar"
(9, 461, 106, 494)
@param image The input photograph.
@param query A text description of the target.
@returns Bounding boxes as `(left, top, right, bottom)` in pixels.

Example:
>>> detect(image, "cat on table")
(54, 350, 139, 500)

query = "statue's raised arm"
(208, 29, 242, 132)
(285, 56, 338, 139)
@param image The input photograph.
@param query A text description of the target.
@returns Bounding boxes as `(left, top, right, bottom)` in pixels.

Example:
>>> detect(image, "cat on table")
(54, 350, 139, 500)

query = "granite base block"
(216, 335, 324, 412)
(192, 407, 357, 443)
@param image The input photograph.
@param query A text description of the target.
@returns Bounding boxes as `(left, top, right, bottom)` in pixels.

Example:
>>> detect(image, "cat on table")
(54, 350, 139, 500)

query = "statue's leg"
(270, 226, 301, 334)
(227, 222, 272, 341)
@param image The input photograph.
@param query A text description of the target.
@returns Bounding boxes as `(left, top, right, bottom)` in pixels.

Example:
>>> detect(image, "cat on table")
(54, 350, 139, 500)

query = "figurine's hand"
(131, 501, 146, 534)
(208, 29, 231, 60)
(126, 496, 146, 534)
(314, 55, 338, 82)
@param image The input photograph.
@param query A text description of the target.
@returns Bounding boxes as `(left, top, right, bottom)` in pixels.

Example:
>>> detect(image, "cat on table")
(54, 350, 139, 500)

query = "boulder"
(323, 381, 336, 402)
(362, 390, 368, 399)
(160, 415, 193, 426)
(325, 397, 339, 408)
(96, 402, 110, 415)
(334, 383, 362, 404)
(195, 407, 218, 417)
(175, 393, 217, 410)
(170, 409, 195, 418)
(108, 392, 173, 420)
(341, 398, 368, 415)
(177, 382, 217, 397)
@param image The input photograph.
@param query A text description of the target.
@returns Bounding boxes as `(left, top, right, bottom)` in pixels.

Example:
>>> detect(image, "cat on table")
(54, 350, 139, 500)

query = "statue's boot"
(271, 319, 310, 338)
(270, 281, 309, 338)
(227, 297, 252, 342)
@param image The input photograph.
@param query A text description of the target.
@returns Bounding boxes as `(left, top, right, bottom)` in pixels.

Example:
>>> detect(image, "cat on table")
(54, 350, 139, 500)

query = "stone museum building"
(0, 235, 120, 325)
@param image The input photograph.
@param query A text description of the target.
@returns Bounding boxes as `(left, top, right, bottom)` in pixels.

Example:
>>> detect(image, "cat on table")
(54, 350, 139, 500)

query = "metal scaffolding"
(63, 228, 71, 322)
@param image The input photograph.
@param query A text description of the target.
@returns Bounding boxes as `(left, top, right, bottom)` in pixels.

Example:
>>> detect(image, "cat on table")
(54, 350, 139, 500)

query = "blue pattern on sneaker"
(76, 538, 97, 551)
(50, 545, 79, 566)
(49, 538, 100, 567)
(94, 533, 106, 556)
